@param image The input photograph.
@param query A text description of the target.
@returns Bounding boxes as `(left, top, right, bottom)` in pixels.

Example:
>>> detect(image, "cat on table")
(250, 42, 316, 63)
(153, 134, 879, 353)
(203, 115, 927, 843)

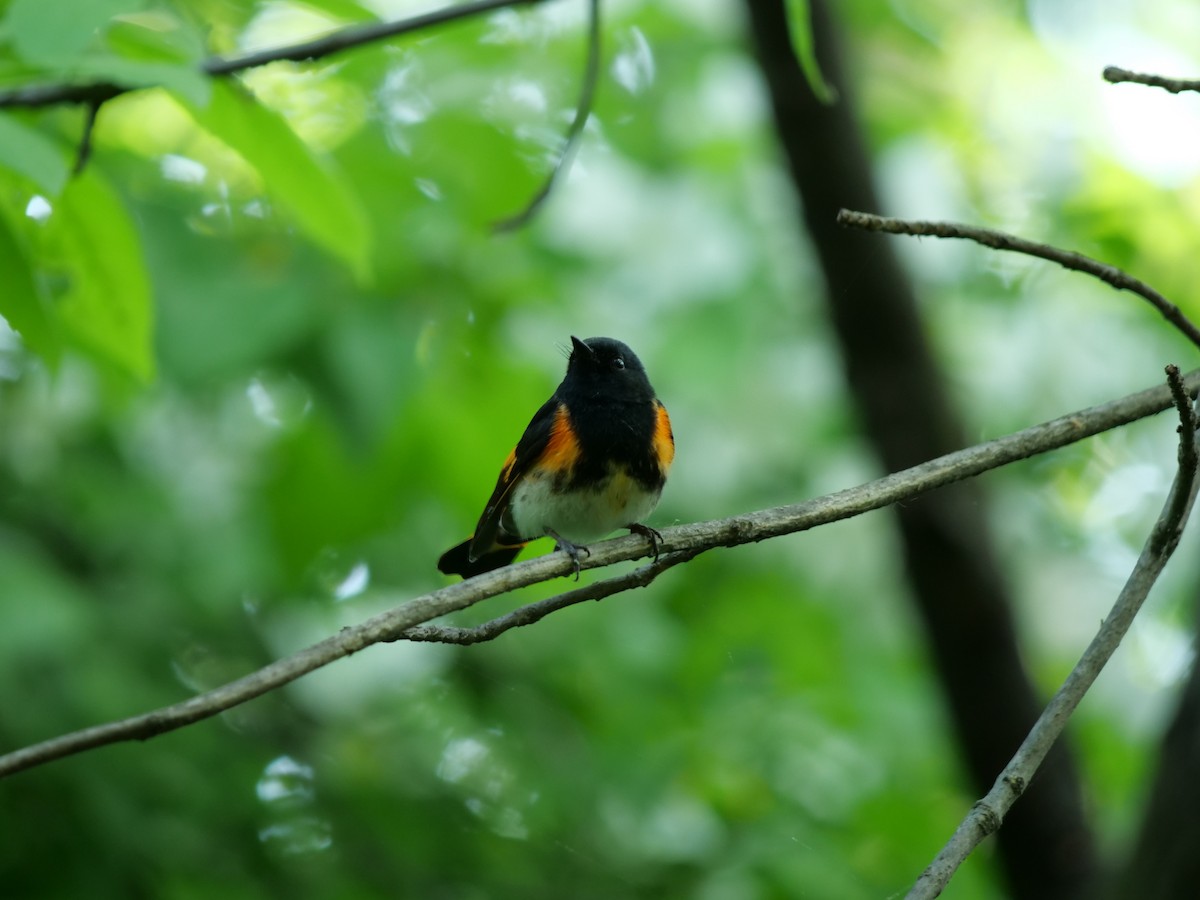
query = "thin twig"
(1, 369, 1197, 780)
(71, 100, 102, 176)
(1103, 66, 1200, 95)
(837, 209, 1200, 352)
(1166, 363, 1199, 446)
(0, 0, 553, 109)
(906, 366, 1200, 900)
(492, 0, 602, 232)
(204, 0, 547, 74)
(1158, 365, 1199, 554)
(403, 548, 702, 644)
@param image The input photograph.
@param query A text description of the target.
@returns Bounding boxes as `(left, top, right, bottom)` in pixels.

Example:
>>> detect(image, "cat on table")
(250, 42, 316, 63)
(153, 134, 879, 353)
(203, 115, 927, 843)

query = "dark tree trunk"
(742, 1, 1097, 896)
(1112, 602, 1200, 900)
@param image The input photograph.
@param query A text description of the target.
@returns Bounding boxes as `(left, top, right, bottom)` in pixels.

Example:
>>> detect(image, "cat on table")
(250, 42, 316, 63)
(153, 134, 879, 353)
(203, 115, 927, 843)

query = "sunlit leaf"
(0, 112, 69, 195)
(184, 81, 372, 281)
(301, 0, 379, 22)
(106, 10, 206, 63)
(784, 0, 837, 104)
(48, 170, 155, 380)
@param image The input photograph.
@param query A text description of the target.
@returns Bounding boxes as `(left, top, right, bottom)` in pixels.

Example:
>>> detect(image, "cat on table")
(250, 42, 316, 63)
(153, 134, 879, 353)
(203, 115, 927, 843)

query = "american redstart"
(438, 336, 674, 579)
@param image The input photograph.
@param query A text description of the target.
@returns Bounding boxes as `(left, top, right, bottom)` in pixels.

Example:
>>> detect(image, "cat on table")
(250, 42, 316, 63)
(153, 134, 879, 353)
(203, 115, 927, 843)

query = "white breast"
(507, 468, 662, 544)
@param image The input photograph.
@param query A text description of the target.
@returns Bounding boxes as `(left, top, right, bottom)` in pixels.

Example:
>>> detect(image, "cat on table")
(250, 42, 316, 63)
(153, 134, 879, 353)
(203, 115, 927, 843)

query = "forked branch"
(906, 365, 1200, 899)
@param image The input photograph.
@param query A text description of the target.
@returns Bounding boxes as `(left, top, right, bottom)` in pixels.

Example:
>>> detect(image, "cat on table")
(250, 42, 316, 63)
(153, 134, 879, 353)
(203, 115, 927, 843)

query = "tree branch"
(1102, 66, 1200, 95)
(402, 547, 702, 644)
(0, 0, 555, 109)
(906, 365, 1200, 900)
(837, 210, 1200, 352)
(1, 0, 582, 224)
(493, 0, 601, 231)
(1, 369, 1197, 780)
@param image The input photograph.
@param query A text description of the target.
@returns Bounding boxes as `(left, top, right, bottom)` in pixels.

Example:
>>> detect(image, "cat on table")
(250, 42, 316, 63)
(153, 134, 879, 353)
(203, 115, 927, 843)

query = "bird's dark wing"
(468, 394, 565, 559)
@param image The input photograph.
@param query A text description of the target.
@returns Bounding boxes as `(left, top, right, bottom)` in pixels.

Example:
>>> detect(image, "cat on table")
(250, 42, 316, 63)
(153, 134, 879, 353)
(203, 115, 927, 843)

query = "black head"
(563, 335, 655, 402)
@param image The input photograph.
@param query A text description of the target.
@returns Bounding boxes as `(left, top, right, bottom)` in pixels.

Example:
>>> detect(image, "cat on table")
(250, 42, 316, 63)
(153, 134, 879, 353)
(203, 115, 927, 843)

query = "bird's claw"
(548, 529, 590, 580)
(627, 523, 664, 561)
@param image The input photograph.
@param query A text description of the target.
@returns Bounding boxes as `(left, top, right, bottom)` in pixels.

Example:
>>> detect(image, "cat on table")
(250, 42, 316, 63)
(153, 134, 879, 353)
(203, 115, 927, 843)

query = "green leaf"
(299, 0, 378, 22)
(106, 10, 206, 64)
(4, 0, 138, 67)
(183, 81, 372, 281)
(0, 112, 69, 195)
(48, 170, 155, 380)
(0, 212, 57, 363)
(79, 11, 211, 106)
(784, 0, 837, 104)
(0, 55, 44, 89)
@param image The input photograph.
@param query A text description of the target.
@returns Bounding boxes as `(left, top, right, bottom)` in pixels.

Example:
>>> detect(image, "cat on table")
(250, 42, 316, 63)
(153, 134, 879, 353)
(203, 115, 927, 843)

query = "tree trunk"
(742, 1, 1097, 895)
(1112, 600, 1200, 899)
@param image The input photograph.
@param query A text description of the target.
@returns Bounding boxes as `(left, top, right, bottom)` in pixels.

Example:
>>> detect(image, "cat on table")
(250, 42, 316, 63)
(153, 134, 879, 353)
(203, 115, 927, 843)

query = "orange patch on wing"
(653, 402, 675, 473)
(499, 447, 518, 483)
(536, 403, 581, 474)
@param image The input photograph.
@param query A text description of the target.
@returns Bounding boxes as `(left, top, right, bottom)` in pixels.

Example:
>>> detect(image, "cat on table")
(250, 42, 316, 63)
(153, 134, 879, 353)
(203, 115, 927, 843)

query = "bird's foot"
(627, 523, 664, 561)
(547, 529, 590, 580)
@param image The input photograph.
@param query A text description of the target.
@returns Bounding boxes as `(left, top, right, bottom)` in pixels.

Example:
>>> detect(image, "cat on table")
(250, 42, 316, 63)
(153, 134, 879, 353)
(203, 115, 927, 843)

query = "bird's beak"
(570, 335, 593, 358)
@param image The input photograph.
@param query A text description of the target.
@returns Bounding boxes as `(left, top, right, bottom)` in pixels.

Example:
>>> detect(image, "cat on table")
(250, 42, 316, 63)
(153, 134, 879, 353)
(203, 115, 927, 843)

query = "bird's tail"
(437, 538, 525, 579)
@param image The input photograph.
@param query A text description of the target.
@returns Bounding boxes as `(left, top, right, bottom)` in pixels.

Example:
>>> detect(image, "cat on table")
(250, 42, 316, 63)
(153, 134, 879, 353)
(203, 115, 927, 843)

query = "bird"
(438, 336, 674, 579)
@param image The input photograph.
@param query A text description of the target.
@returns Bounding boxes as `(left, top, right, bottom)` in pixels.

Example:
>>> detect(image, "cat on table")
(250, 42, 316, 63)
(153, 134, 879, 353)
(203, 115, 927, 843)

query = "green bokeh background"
(1, 0, 1199, 897)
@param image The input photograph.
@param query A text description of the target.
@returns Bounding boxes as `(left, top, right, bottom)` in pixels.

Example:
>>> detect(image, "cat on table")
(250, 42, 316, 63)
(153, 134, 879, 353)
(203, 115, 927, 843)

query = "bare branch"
(1103, 66, 1200, 95)
(1, 369, 1196, 780)
(204, 0, 550, 74)
(0, 0, 554, 109)
(403, 547, 702, 644)
(837, 209, 1200, 352)
(906, 365, 1200, 900)
(1167, 363, 1200, 450)
(1158, 365, 1199, 553)
(493, 0, 601, 231)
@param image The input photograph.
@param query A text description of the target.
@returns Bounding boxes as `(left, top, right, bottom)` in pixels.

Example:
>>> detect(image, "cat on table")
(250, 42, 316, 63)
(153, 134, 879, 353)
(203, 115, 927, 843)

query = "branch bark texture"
(1, 371, 1196, 780)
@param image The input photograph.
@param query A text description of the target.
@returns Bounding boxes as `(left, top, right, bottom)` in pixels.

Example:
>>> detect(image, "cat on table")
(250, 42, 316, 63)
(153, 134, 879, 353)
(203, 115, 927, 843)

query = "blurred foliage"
(1, 0, 1199, 897)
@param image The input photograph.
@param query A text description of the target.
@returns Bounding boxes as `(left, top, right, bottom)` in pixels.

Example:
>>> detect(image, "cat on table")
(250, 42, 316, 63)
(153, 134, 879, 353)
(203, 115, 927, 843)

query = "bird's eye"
(613, 357, 625, 369)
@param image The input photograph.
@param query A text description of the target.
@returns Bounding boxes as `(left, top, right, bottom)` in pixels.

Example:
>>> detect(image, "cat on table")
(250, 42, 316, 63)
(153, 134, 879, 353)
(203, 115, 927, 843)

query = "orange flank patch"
(653, 402, 675, 473)
(499, 447, 518, 483)
(537, 403, 581, 474)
